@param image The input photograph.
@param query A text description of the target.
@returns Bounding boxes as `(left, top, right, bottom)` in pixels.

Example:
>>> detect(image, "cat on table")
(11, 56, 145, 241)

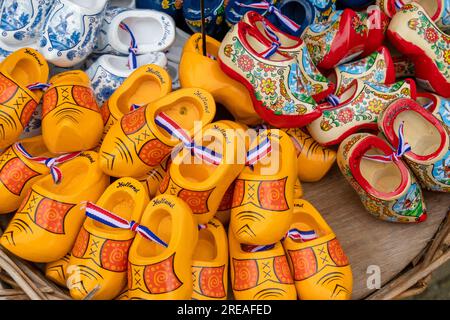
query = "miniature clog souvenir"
(329, 46, 396, 96)
(229, 230, 297, 300)
(38, 0, 108, 67)
(41, 70, 103, 153)
(283, 127, 336, 182)
(393, 55, 415, 78)
(282, 199, 353, 300)
(230, 129, 296, 245)
(46, 254, 71, 287)
(378, 98, 449, 192)
(139, 157, 171, 198)
(99, 64, 172, 143)
(67, 177, 149, 300)
(0, 136, 56, 214)
(0, 0, 54, 47)
(158, 121, 245, 224)
(337, 132, 427, 222)
(127, 195, 198, 300)
(307, 78, 416, 146)
(192, 218, 228, 300)
(180, 33, 260, 126)
(0, 151, 110, 262)
(183, 0, 224, 35)
(219, 22, 321, 128)
(86, 52, 167, 105)
(0, 47, 49, 149)
(387, 2, 450, 97)
(99, 88, 216, 178)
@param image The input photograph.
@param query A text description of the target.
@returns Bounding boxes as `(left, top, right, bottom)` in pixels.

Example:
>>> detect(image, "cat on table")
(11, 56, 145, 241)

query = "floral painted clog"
(329, 46, 396, 95)
(378, 98, 449, 192)
(41, 70, 103, 153)
(219, 22, 321, 128)
(337, 132, 427, 223)
(230, 129, 296, 245)
(67, 177, 149, 300)
(158, 121, 245, 224)
(135, 0, 183, 18)
(192, 218, 228, 300)
(99, 88, 216, 178)
(0, 47, 49, 148)
(127, 194, 198, 300)
(229, 230, 297, 300)
(0, 151, 110, 262)
(38, 0, 108, 67)
(283, 127, 336, 182)
(387, 2, 450, 97)
(183, 0, 225, 35)
(357, 6, 390, 56)
(45, 253, 71, 287)
(86, 52, 167, 105)
(180, 33, 260, 126)
(282, 199, 353, 300)
(307, 78, 416, 146)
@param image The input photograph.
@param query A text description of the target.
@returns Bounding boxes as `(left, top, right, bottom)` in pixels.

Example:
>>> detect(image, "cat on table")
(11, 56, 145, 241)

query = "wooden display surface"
(302, 165, 449, 299)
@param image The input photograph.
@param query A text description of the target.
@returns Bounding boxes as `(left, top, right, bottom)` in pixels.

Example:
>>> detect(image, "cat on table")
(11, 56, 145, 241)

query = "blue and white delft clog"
(135, 0, 183, 18)
(183, 0, 225, 35)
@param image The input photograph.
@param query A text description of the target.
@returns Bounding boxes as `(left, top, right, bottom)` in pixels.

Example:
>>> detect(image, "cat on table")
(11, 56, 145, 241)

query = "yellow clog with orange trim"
(0, 48, 49, 148)
(45, 253, 71, 287)
(42, 70, 103, 153)
(0, 151, 109, 262)
(67, 177, 149, 300)
(127, 195, 198, 300)
(192, 218, 228, 300)
(282, 199, 353, 300)
(99, 88, 216, 178)
(138, 157, 171, 198)
(214, 181, 235, 226)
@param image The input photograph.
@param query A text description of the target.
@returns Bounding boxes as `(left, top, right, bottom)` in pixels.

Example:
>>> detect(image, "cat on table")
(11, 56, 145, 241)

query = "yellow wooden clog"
(100, 64, 172, 144)
(0, 136, 55, 214)
(127, 195, 198, 300)
(45, 253, 71, 287)
(192, 218, 228, 300)
(0, 151, 109, 262)
(229, 229, 297, 300)
(158, 121, 245, 224)
(214, 181, 235, 226)
(294, 178, 303, 199)
(138, 157, 171, 198)
(42, 70, 103, 153)
(0, 48, 49, 148)
(282, 199, 353, 300)
(99, 88, 216, 178)
(67, 177, 149, 300)
(230, 129, 296, 245)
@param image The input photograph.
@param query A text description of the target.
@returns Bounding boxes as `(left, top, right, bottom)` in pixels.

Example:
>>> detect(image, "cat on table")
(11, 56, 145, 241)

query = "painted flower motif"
(258, 62, 275, 73)
(376, 59, 385, 69)
(320, 119, 332, 131)
(444, 50, 450, 65)
(351, 16, 367, 35)
(401, 87, 410, 96)
(408, 18, 419, 30)
(296, 104, 307, 115)
(425, 28, 439, 43)
(373, 70, 385, 83)
(283, 101, 296, 114)
(365, 201, 379, 214)
(161, 0, 170, 9)
(223, 44, 233, 57)
(260, 78, 277, 96)
(237, 54, 254, 72)
(368, 99, 383, 114)
(337, 108, 355, 123)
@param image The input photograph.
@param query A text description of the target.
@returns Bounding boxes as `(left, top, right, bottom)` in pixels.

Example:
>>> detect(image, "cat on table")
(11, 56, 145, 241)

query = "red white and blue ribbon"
(262, 21, 280, 44)
(130, 103, 143, 111)
(14, 143, 80, 184)
(285, 228, 318, 242)
(27, 82, 52, 91)
(242, 244, 276, 252)
(119, 22, 138, 70)
(246, 135, 272, 166)
(198, 224, 207, 230)
(85, 201, 168, 247)
(155, 112, 222, 165)
(363, 122, 411, 163)
(394, 0, 406, 10)
(236, 1, 300, 33)
(261, 42, 280, 59)
(326, 94, 340, 107)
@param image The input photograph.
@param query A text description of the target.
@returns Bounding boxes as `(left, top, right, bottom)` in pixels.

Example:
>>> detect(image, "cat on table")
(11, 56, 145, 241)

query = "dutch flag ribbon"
(119, 22, 138, 70)
(285, 228, 318, 242)
(246, 134, 272, 167)
(243, 244, 276, 252)
(326, 94, 340, 107)
(27, 82, 52, 91)
(261, 41, 280, 59)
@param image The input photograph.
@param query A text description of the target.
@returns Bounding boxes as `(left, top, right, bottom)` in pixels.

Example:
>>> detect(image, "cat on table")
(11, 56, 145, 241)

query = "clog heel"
(192, 218, 228, 300)
(42, 70, 103, 153)
(230, 129, 296, 245)
(99, 88, 216, 178)
(282, 199, 353, 300)
(0, 47, 49, 148)
(128, 195, 198, 300)
(67, 177, 149, 300)
(229, 230, 297, 300)
(0, 151, 110, 262)
(45, 254, 71, 287)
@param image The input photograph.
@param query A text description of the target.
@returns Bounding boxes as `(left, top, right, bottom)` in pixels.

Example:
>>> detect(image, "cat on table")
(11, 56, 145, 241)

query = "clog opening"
(119, 17, 164, 48)
(327, 71, 337, 85)
(359, 147, 402, 194)
(117, 76, 162, 114)
(40, 161, 89, 194)
(289, 217, 325, 242)
(106, 55, 132, 71)
(195, 39, 219, 58)
(394, 111, 441, 157)
(418, 0, 439, 19)
(159, 97, 202, 137)
(338, 82, 358, 105)
(94, 191, 136, 231)
(193, 229, 217, 261)
(253, 21, 298, 48)
(416, 95, 436, 112)
(244, 33, 288, 62)
(7, 59, 43, 87)
(21, 137, 53, 158)
(136, 209, 171, 257)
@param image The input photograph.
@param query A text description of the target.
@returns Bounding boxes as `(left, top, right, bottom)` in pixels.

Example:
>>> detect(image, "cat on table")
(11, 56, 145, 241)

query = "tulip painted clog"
(45, 253, 71, 287)
(127, 194, 198, 300)
(0, 151, 110, 262)
(0, 47, 49, 148)
(99, 88, 216, 178)
(308, 78, 416, 146)
(282, 199, 353, 300)
(229, 230, 297, 300)
(337, 132, 427, 222)
(378, 98, 449, 192)
(192, 218, 228, 300)
(42, 70, 103, 153)
(67, 177, 149, 300)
